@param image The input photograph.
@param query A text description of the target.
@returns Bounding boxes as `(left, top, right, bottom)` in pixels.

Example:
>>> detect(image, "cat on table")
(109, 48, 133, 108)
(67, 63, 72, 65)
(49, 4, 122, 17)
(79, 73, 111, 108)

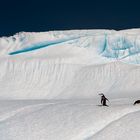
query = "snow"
(0, 29, 140, 139)
(0, 99, 140, 140)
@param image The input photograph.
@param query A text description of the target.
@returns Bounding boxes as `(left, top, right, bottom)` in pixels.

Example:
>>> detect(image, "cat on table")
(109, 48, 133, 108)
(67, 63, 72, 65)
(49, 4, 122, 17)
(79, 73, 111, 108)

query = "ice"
(0, 29, 140, 140)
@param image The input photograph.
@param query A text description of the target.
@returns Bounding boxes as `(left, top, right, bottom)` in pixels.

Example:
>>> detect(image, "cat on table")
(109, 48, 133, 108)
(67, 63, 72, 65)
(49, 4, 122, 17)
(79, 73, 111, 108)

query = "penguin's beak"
(99, 93, 104, 96)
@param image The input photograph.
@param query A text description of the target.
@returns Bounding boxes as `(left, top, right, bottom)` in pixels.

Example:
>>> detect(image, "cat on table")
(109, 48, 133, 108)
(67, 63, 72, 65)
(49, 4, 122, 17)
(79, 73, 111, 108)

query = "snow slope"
(0, 29, 140, 140)
(0, 99, 140, 140)
(0, 29, 140, 99)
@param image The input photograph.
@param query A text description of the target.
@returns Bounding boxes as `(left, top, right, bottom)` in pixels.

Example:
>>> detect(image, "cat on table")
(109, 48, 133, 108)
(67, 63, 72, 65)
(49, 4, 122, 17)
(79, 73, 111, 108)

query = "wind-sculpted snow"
(88, 109, 140, 140)
(0, 99, 140, 140)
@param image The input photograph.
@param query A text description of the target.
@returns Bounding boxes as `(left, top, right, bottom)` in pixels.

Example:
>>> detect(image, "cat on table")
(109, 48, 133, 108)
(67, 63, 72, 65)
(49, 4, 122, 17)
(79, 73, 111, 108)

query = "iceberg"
(0, 29, 140, 99)
(0, 29, 140, 140)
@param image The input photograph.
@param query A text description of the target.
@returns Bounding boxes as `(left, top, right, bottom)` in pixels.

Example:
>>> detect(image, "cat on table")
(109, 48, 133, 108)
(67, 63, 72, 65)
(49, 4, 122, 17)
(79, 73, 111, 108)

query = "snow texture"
(0, 29, 140, 140)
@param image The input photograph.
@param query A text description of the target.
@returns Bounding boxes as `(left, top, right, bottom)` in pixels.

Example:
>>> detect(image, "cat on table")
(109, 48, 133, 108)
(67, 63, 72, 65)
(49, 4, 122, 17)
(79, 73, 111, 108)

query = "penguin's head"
(99, 93, 104, 96)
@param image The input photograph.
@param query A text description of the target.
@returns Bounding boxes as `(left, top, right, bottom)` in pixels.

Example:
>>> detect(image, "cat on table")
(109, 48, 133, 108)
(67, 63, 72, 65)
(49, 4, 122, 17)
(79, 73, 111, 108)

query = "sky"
(0, 0, 140, 37)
